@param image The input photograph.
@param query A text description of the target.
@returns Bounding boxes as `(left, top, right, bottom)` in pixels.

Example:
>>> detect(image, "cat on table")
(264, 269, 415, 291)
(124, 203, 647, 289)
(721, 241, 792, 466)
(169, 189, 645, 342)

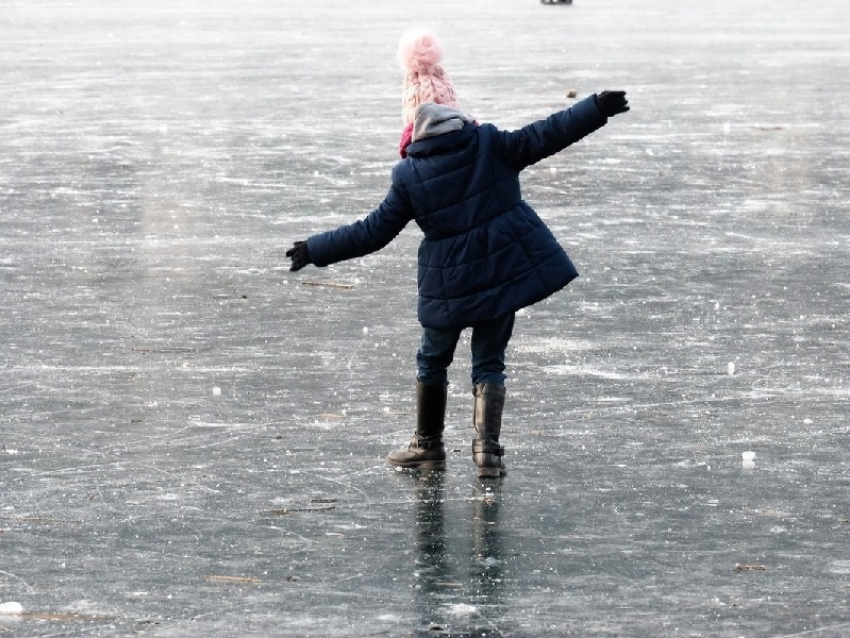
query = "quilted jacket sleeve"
(305, 179, 413, 268)
(495, 94, 608, 172)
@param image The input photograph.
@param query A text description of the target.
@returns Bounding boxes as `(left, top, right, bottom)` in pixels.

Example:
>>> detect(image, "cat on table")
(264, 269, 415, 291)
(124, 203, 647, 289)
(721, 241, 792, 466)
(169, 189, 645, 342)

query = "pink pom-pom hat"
(398, 29, 463, 126)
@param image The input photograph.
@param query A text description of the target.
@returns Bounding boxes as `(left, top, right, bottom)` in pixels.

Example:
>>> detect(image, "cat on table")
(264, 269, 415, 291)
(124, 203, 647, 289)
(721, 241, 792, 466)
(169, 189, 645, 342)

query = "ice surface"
(2, 0, 850, 636)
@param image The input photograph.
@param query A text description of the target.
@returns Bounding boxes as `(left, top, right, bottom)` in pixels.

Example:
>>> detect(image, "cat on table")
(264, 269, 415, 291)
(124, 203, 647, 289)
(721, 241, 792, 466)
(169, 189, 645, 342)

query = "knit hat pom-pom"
(398, 29, 444, 74)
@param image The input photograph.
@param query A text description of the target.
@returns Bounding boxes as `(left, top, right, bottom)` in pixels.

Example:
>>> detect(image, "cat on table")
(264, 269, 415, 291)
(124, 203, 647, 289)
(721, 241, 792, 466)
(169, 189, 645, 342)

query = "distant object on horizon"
(541, 0, 572, 4)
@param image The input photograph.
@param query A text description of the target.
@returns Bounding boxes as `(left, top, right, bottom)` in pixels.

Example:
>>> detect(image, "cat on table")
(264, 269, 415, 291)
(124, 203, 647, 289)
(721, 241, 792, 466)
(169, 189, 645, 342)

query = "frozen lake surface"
(2, 0, 850, 636)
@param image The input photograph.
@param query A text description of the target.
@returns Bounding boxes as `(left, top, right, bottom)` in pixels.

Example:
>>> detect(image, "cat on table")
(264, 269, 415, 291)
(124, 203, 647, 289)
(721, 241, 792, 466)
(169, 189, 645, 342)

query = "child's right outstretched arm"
(497, 90, 629, 172)
(286, 180, 412, 272)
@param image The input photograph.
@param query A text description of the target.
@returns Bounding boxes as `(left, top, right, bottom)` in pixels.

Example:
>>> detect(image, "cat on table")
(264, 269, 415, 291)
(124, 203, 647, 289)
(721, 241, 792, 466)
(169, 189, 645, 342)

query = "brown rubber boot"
(472, 383, 506, 478)
(386, 382, 448, 470)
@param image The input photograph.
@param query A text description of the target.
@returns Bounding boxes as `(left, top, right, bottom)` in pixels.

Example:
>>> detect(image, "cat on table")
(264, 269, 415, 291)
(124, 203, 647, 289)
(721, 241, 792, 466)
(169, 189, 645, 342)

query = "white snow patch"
(445, 603, 478, 617)
(376, 613, 402, 622)
(542, 364, 634, 380)
(0, 602, 24, 615)
(513, 337, 596, 354)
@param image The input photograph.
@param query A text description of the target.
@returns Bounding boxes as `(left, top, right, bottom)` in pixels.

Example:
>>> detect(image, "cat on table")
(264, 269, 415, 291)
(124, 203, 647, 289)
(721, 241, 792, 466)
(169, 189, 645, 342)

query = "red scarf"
(399, 123, 414, 158)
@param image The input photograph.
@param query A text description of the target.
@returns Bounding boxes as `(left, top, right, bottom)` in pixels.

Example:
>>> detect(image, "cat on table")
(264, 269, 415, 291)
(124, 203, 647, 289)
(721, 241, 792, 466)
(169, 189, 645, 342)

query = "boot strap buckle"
(412, 436, 442, 451)
(472, 439, 504, 456)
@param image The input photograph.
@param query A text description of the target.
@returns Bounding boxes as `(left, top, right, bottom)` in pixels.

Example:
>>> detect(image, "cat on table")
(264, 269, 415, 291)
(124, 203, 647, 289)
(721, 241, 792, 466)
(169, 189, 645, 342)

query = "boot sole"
(476, 466, 504, 478)
(387, 458, 446, 470)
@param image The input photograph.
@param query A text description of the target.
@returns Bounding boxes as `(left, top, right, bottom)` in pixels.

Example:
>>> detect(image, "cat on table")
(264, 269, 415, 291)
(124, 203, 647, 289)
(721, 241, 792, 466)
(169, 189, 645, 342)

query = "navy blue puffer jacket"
(306, 95, 608, 330)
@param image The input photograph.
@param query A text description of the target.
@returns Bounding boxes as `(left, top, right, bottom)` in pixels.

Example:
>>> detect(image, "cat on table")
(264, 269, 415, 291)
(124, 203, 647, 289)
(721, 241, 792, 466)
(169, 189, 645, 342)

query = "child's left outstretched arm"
(497, 90, 629, 172)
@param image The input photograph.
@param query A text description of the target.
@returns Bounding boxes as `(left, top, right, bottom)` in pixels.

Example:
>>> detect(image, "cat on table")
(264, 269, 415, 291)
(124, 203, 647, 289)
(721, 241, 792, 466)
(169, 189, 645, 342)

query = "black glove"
(596, 90, 630, 117)
(286, 241, 311, 272)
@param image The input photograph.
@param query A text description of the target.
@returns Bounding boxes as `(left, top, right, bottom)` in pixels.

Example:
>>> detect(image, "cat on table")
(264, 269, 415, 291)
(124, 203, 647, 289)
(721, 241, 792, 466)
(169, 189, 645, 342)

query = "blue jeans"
(416, 313, 516, 386)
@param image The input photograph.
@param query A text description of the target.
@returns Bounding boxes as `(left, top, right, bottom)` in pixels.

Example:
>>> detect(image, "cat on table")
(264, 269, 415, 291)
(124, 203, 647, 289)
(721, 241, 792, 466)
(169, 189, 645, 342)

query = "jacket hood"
(412, 102, 473, 143)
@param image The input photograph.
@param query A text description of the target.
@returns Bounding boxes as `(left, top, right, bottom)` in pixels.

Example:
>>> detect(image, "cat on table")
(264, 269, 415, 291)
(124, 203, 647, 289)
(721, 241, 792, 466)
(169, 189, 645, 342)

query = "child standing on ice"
(286, 30, 629, 477)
